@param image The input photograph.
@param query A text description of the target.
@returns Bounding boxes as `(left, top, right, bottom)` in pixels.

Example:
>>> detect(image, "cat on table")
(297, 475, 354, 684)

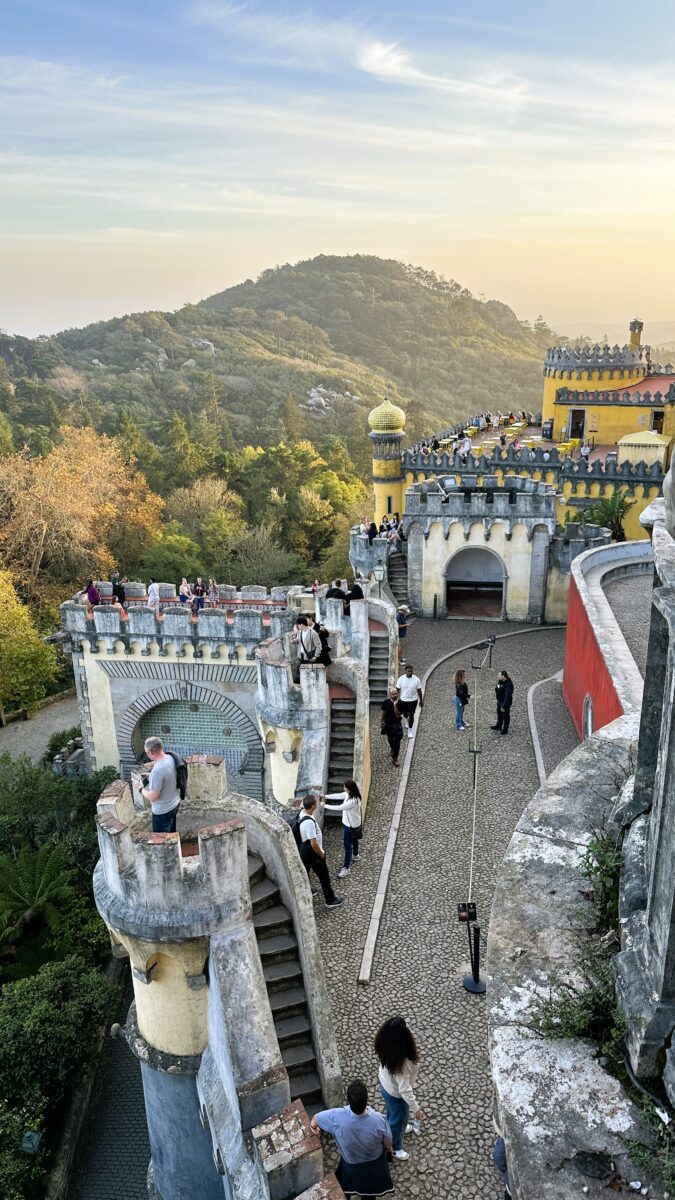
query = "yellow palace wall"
(549, 401, 662, 444)
(421, 522, 533, 620)
(542, 366, 647, 425)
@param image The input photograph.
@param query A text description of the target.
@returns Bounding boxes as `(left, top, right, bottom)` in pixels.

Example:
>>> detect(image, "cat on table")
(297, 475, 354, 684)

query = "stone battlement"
(555, 382, 675, 407)
(93, 760, 253, 940)
(547, 521, 611, 571)
(404, 474, 556, 530)
(255, 640, 329, 730)
(402, 442, 665, 481)
(60, 600, 296, 660)
(544, 342, 655, 373)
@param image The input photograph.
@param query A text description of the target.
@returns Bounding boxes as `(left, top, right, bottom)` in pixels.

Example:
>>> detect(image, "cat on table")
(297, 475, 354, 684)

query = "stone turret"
(368, 396, 406, 525)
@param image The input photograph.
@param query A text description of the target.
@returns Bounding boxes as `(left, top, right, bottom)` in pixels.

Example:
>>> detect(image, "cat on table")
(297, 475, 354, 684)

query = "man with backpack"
(294, 796, 344, 909)
(141, 736, 184, 833)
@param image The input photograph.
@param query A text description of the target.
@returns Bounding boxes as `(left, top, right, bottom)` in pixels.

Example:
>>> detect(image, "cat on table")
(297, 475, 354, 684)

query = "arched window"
(582, 693, 594, 739)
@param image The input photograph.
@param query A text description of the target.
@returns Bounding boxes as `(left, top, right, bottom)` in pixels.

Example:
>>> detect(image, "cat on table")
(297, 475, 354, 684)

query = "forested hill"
(0, 256, 554, 472)
(202, 255, 555, 426)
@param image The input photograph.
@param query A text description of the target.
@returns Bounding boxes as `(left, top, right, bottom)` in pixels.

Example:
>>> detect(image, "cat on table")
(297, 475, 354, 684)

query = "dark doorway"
(652, 411, 665, 433)
(569, 409, 586, 439)
(445, 547, 505, 618)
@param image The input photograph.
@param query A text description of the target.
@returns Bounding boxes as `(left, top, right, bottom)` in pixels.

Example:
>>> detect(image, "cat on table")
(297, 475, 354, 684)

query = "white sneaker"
(407, 728, 414, 739)
(338, 867, 351, 878)
(394, 1149, 409, 1160)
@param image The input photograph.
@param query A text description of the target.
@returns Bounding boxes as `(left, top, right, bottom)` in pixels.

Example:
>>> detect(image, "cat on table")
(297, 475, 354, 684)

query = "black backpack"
(167, 751, 188, 801)
(291, 811, 314, 850)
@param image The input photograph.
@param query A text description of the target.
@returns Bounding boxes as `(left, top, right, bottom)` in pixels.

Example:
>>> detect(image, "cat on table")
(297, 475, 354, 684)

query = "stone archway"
(118, 682, 264, 800)
(444, 546, 506, 618)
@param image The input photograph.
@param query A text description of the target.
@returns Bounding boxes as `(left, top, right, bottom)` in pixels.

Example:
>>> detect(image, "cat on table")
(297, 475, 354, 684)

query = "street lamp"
(373, 561, 386, 599)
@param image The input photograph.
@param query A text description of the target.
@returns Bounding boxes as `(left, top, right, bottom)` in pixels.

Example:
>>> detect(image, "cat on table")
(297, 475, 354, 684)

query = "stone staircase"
(368, 629, 390, 703)
(327, 697, 356, 792)
(249, 855, 324, 1118)
(387, 551, 409, 606)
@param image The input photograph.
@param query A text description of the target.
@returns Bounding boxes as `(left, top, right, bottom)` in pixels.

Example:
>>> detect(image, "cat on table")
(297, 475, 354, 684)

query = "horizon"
(2, 0, 675, 337)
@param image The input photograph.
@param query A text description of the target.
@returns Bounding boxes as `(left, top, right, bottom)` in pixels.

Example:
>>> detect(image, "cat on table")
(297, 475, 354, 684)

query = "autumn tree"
(0, 569, 57, 714)
(0, 428, 163, 597)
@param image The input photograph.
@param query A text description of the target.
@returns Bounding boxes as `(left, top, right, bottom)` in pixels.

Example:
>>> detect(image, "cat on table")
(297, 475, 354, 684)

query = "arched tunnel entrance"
(445, 546, 505, 618)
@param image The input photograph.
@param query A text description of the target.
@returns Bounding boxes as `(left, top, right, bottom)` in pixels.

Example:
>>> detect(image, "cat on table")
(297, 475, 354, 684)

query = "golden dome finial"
(368, 395, 406, 433)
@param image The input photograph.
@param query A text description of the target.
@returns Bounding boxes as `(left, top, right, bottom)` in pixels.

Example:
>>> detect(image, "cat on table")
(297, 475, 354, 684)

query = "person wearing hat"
(396, 605, 411, 664)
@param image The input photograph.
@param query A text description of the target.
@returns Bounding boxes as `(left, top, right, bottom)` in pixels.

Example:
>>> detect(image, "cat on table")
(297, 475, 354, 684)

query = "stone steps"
(327, 698, 355, 792)
(249, 854, 325, 1122)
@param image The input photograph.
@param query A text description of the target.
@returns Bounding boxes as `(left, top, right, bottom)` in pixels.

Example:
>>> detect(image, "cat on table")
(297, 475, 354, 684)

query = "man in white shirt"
(395, 663, 423, 739)
(147, 578, 160, 617)
(298, 796, 344, 909)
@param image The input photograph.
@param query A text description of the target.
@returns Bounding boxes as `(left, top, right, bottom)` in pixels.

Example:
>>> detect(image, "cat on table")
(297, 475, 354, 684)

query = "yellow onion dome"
(367, 396, 406, 433)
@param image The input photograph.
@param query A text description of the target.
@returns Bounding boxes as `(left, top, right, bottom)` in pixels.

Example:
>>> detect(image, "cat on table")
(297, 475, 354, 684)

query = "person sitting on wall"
(311, 1079, 393, 1198)
(368, 521, 378, 545)
(110, 593, 128, 620)
(431, 436, 440, 452)
(141, 736, 181, 834)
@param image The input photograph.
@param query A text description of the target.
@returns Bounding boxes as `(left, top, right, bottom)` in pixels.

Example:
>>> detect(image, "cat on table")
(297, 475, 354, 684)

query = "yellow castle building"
(542, 318, 675, 445)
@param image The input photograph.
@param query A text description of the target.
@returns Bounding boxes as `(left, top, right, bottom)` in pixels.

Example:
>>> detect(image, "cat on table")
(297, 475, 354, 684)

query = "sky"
(2, 0, 675, 337)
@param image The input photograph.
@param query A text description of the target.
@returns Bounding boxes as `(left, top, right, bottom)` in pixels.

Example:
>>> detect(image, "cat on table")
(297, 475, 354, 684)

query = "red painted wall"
(562, 576, 624, 737)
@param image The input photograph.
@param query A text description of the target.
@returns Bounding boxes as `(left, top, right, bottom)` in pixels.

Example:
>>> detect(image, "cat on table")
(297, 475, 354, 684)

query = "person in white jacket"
(374, 1016, 425, 1160)
(322, 780, 362, 879)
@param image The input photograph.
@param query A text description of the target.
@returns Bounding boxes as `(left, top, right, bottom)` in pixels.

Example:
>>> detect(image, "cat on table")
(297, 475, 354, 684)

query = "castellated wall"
(60, 589, 301, 800)
(95, 758, 342, 1200)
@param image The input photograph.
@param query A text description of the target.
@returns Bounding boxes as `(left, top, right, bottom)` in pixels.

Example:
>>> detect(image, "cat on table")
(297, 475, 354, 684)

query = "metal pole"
(463, 920, 486, 994)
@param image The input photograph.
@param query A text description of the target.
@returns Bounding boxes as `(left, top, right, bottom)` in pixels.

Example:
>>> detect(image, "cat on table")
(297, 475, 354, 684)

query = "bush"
(42, 726, 81, 765)
(0, 955, 121, 1111)
(0, 757, 116, 860)
(46, 895, 111, 966)
(0, 1099, 46, 1200)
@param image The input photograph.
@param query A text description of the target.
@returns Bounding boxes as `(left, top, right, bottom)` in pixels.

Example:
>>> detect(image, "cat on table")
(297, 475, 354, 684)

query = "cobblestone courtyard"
(67, 618, 573, 1199)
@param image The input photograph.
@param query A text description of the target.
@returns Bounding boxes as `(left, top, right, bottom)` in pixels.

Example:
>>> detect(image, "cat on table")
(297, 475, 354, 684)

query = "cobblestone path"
(69, 976, 149, 1200)
(0, 696, 79, 763)
(318, 618, 569, 1200)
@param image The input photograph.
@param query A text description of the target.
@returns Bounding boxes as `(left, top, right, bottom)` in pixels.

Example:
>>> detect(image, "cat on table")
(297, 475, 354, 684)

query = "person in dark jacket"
(367, 522, 378, 545)
(452, 668, 470, 731)
(381, 687, 404, 766)
(326, 579, 347, 601)
(492, 670, 514, 735)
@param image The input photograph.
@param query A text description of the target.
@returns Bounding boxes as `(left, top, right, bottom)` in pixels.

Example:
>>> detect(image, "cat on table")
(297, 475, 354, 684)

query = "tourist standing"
(83, 579, 101, 608)
(310, 1079, 394, 1200)
(381, 687, 404, 767)
(292, 615, 322, 663)
(141, 736, 180, 833)
(396, 606, 411, 663)
(147, 578, 160, 617)
(492, 670, 514, 735)
(395, 664, 423, 740)
(374, 1016, 425, 1161)
(192, 576, 206, 612)
(111, 570, 127, 607)
(208, 578, 219, 606)
(453, 668, 470, 731)
(580, 440, 591, 464)
(322, 781, 363, 878)
(297, 795, 344, 909)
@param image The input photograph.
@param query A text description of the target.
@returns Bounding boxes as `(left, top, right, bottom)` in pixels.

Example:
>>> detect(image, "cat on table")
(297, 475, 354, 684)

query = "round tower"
(94, 763, 244, 1200)
(368, 396, 406, 525)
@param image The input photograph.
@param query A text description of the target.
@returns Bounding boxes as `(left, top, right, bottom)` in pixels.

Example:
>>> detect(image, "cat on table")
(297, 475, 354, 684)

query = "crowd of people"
(359, 514, 405, 546)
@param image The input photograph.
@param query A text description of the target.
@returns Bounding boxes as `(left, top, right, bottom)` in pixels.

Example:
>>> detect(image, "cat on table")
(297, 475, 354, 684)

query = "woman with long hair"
(322, 780, 362, 879)
(374, 1016, 425, 1160)
(452, 668, 470, 732)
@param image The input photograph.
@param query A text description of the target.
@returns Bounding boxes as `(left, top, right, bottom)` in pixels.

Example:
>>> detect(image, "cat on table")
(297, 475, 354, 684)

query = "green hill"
(0, 255, 554, 471)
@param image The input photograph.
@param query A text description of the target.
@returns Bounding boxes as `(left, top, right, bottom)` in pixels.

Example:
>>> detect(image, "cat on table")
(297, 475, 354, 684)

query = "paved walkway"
(603, 573, 652, 679)
(319, 618, 569, 1199)
(66, 619, 570, 1199)
(0, 696, 79, 763)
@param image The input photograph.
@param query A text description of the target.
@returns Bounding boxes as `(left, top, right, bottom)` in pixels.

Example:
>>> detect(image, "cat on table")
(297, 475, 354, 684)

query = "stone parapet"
(251, 1101, 323, 1200)
(403, 475, 557, 542)
(402, 442, 665, 483)
(554, 382, 675, 406)
(544, 341, 655, 372)
(488, 712, 654, 1200)
(548, 522, 611, 572)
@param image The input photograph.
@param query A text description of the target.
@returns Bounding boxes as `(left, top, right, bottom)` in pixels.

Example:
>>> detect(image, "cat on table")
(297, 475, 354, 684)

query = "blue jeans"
(342, 824, 359, 869)
(379, 1085, 409, 1151)
(152, 805, 179, 833)
(454, 695, 465, 729)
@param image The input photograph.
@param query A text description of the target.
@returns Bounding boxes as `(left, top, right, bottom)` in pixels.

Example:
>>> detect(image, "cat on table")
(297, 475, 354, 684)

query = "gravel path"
(318, 618, 568, 1200)
(0, 696, 79, 763)
(603, 573, 652, 679)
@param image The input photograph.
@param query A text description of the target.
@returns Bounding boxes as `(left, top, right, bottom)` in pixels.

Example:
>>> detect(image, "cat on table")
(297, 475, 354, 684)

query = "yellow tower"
(629, 318, 644, 349)
(368, 396, 406, 524)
